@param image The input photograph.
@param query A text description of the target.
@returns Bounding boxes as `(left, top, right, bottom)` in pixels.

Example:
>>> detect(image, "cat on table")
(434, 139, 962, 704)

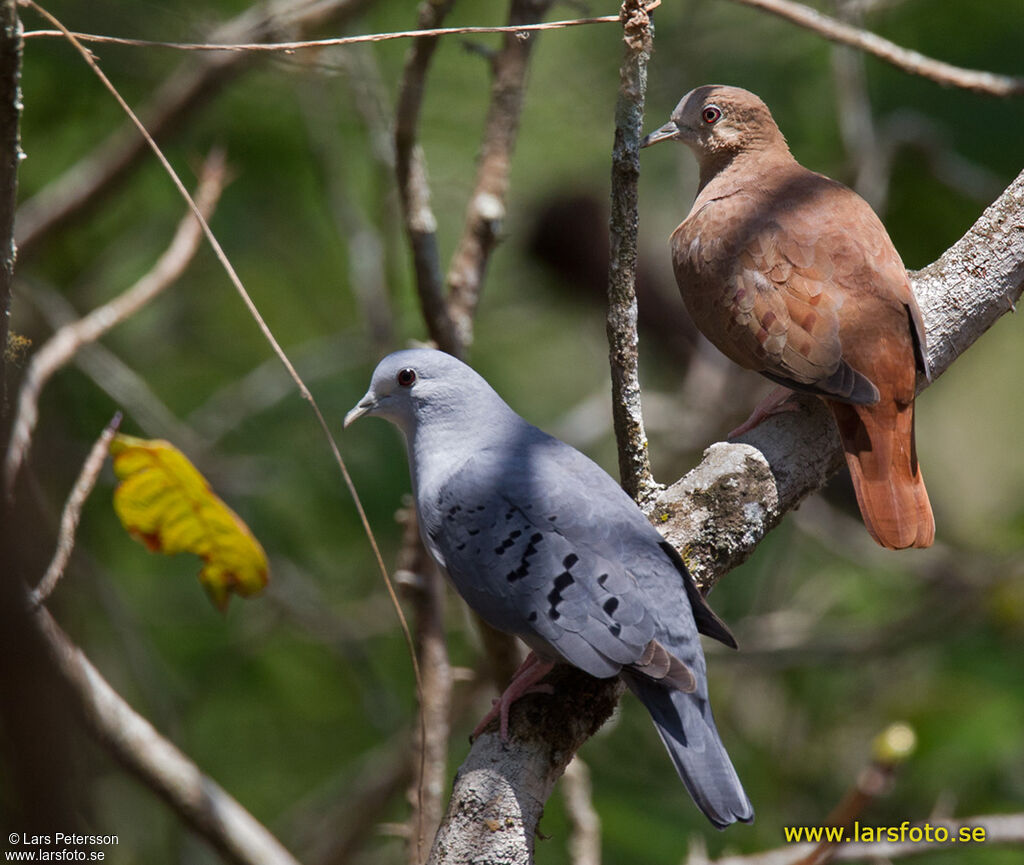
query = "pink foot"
(471, 652, 556, 742)
(728, 385, 800, 437)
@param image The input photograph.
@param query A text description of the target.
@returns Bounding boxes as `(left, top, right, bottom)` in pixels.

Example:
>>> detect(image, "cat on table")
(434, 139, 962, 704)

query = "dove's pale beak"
(641, 120, 680, 148)
(344, 393, 376, 428)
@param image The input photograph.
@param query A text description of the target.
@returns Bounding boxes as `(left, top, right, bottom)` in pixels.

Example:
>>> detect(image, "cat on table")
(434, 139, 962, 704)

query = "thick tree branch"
(651, 166, 1024, 590)
(427, 667, 622, 865)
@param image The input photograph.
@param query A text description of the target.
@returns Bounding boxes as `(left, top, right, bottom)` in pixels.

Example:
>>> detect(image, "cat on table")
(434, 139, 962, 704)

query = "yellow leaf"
(109, 434, 269, 611)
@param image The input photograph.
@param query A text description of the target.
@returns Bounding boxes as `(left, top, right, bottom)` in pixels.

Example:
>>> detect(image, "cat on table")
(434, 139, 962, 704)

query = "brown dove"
(642, 85, 934, 550)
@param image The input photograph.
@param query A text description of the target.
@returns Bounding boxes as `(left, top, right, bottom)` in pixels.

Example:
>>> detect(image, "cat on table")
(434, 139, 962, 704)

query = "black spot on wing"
(506, 530, 545, 583)
(603, 597, 619, 615)
(546, 569, 575, 621)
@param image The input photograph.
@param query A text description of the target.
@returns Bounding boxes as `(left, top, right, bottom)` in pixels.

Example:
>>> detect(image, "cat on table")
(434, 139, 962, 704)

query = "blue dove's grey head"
(344, 348, 505, 438)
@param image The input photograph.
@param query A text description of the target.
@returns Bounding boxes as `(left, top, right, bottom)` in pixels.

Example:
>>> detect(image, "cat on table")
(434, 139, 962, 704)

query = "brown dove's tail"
(828, 399, 934, 549)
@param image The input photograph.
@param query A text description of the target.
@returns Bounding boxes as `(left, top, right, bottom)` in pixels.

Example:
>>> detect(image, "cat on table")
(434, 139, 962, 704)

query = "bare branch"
(31, 412, 121, 605)
(394, 0, 459, 353)
(607, 0, 657, 503)
(445, 0, 556, 349)
(395, 500, 453, 863)
(651, 167, 1024, 590)
(726, 0, 1024, 96)
(15, 0, 373, 259)
(18, 278, 208, 452)
(3, 150, 227, 499)
(31, 602, 303, 865)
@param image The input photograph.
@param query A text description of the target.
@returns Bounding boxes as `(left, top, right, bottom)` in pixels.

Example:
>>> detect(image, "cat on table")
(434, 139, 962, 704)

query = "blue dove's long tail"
(622, 672, 754, 829)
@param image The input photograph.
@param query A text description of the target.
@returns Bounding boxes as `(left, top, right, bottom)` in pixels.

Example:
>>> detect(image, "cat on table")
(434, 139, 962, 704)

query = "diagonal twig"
(32, 601, 303, 865)
(726, 0, 1024, 96)
(394, 0, 459, 354)
(4, 149, 227, 499)
(15, 0, 374, 260)
(31, 412, 122, 605)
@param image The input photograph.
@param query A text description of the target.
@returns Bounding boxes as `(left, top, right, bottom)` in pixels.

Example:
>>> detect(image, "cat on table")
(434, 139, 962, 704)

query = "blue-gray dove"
(345, 348, 753, 828)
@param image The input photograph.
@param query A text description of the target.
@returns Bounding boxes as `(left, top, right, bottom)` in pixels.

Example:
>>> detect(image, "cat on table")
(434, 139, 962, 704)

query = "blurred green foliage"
(5, 0, 1023, 863)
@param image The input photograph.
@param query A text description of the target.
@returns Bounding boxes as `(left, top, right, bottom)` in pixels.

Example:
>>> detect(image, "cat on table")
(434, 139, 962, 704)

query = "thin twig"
(395, 500, 452, 863)
(21, 0, 425, 724)
(394, 0, 459, 354)
(21, 14, 624, 53)
(606, 0, 657, 504)
(31, 412, 122, 605)
(3, 150, 227, 499)
(726, 0, 1024, 96)
(445, 0, 556, 350)
(32, 602, 303, 865)
(17, 278, 208, 453)
(15, 0, 373, 259)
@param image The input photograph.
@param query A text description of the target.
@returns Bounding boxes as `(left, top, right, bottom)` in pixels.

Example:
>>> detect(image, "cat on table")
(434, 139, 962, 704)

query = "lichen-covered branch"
(607, 0, 657, 504)
(427, 667, 622, 865)
(445, 0, 555, 349)
(651, 167, 1024, 590)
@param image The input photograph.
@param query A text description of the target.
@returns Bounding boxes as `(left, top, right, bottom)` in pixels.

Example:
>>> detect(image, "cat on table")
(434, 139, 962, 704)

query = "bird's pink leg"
(471, 652, 556, 742)
(728, 385, 800, 438)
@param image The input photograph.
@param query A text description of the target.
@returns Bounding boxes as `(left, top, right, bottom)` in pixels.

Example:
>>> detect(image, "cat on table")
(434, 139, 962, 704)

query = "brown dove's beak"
(344, 393, 376, 428)
(641, 120, 681, 148)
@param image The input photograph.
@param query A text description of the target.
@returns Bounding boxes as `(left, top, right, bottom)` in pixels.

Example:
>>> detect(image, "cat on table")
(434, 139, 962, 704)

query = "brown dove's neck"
(695, 144, 798, 197)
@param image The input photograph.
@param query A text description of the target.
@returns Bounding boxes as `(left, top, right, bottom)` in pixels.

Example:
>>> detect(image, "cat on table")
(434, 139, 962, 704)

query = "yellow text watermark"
(783, 822, 987, 845)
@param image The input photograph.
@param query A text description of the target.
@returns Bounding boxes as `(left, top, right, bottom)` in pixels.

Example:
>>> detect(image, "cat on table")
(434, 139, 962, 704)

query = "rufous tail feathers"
(828, 399, 934, 550)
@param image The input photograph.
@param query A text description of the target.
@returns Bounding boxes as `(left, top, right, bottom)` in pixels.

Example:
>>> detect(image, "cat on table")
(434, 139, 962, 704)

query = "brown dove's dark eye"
(702, 105, 722, 124)
(397, 368, 416, 387)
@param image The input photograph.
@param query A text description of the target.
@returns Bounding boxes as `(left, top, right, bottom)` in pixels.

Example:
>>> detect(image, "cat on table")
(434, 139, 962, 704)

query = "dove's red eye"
(397, 368, 417, 387)
(702, 105, 722, 124)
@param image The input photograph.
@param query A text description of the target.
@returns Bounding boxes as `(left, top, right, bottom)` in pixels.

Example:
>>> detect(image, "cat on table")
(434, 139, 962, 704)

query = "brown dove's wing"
(672, 193, 881, 405)
(827, 243, 935, 549)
